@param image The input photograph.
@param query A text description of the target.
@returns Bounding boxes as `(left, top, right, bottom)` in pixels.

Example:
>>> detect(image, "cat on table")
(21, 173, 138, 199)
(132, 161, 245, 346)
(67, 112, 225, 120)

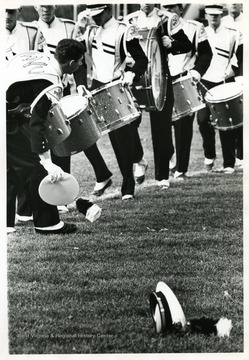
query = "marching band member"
(6, 5, 47, 223)
(197, 4, 243, 174)
(125, 4, 192, 189)
(222, 3, 244, 169)
(164, 4, 212, 180)
(80, 4, 148, 200)
(6, 39, 85, 234)
(34, 5, 113, 198)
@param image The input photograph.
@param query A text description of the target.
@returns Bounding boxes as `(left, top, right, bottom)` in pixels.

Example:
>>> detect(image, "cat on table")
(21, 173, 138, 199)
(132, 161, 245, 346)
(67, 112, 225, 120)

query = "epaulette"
(58, 18, 76, 25)
(20, 21, 38, 30)
(186, 19, 200, 27)
(224, 26, 237, 31)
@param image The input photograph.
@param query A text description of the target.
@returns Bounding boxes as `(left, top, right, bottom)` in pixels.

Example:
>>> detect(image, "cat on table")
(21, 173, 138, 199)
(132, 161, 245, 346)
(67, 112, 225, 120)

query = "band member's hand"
(189, 70, 201, 83)
(77, 85, 92, 99)
(162, 35, 172, 49)
(122, 71, 135, 86)
(40, 158, 64, 183)
(77, 10, 92, 28)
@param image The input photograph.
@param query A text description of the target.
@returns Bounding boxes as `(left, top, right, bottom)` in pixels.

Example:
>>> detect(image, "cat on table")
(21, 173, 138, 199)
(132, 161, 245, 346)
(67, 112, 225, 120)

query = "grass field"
(6, 112, 243, 355)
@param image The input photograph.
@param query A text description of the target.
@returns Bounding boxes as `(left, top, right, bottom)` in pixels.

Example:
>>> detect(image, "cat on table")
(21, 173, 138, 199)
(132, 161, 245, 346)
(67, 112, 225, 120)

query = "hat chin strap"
(149, 292, 166, 333)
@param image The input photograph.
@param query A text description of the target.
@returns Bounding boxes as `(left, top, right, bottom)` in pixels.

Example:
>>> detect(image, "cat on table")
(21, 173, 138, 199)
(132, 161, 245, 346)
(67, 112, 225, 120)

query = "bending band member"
(6, 39, 85, 234)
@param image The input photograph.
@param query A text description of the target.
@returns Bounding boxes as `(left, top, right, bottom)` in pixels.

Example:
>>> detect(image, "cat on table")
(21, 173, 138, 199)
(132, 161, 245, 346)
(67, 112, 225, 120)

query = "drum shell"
(131, 28, 167, 112)
(45, 103, 71, 148)
(172, 74, 205, 121)
(52, 96, 101, 157)
(205, 91, 243, 131)
(89, 81, 141, 135)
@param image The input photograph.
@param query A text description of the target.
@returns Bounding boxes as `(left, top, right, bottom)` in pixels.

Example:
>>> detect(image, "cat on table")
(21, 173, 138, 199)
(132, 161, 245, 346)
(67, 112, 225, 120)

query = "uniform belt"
(171, 71, 188, 81)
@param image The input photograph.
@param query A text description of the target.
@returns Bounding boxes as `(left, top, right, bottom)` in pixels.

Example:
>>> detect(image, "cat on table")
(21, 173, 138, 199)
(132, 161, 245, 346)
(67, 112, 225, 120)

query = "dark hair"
(54, 39, 85, 64)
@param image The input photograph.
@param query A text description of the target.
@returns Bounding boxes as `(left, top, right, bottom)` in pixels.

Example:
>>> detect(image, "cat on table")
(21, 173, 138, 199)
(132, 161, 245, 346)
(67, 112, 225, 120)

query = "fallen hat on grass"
(150, 281, 232, 337)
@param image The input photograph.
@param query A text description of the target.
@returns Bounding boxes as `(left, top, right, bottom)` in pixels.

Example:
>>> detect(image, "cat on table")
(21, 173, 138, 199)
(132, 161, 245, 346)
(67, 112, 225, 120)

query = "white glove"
(189, 69, 201, 83)
(121, 71, 135, 86)
(77, 85, 92, 99)
(162, 35, 172, 49)
(77, 10, 92, 28)
(40, 158, 64, 183)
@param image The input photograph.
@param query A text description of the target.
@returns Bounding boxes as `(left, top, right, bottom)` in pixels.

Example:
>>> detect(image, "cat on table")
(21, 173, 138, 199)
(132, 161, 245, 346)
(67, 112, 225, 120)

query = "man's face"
(163, 5, 181, 17)
(206, 13, 222, 29)
(227, 3, 242, 17)
(6, 9, 19, 31)
(140, 4, 155, 15)
(36, 5, 56, 24)
(91, 8, 110, 27)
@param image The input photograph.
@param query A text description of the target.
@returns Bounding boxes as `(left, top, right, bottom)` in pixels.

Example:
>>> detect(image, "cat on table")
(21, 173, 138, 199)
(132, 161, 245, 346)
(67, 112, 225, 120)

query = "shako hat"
(86, 4, 110, 16)
(150, 281, 187, 333)
(204, 4, 223, 15)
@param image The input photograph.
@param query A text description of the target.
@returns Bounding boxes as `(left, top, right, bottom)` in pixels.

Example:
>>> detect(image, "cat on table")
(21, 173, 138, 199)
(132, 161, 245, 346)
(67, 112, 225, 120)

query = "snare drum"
(52, 95, 101, 157)
(172, 73, 205, 121)
(45, 103, 71, 148)
(131, 27, 167, 111)
(89, 80, 141, 135)
(205, 82, 243, 131)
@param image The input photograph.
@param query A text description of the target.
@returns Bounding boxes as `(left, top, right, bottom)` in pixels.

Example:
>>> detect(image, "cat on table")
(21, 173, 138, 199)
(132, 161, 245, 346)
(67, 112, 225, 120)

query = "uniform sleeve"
(126, 38, 148, 82)
(234, 43, 243, 76)
(193, 39, 213, 77)
(29, 81, 52, 154)
(168, 29, 192, 55)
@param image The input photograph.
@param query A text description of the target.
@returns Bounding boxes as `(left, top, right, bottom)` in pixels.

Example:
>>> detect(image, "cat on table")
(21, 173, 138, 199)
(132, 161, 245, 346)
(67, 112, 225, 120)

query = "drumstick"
(198, 81, 213, 97)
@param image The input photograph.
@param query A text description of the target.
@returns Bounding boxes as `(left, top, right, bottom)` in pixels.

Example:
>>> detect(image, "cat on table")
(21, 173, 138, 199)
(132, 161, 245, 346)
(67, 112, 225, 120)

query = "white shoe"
(16, 214, 33, 222)
(223, 167, 235, 174)
(204, 157, 215, 171)
(157, 179, 170, 189)
(92, 178, 112, 196)
(174, 171, 185, 181)
(122, 194, 134, 200)
(235, 158, 243, 169)
(134, 159, 148, 184)
(169, 153, 176, 170)
(57, 205, 69, 213)
(7, 227, 16, 234)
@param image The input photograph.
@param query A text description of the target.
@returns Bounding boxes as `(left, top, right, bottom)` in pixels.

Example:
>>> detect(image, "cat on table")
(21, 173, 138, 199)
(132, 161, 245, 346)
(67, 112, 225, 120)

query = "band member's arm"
(193, 39, 213, 77)
(166, 29, 192, 55)
(234, 43, 243, 76)
(125, 38, 148, 82)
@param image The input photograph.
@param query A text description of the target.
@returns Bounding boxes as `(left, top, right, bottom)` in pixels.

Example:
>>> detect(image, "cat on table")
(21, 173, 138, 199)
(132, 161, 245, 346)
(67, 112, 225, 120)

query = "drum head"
(59, 95, 88, 120)
(205, 82, 243, 102)
(39, 173, 79, 206)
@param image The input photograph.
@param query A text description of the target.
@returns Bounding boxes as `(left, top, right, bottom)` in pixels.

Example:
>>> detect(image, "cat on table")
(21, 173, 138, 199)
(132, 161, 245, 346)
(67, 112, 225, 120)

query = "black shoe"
(135, 175, 145, 185)
(35, 223, 77, 235)
(92, 179, 112, 196)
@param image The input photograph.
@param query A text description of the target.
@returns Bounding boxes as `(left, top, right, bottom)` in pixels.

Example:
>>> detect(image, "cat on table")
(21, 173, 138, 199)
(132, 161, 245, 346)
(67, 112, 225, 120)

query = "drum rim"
(90, 79, 123, 95)
(205, 82, 243, 102)
(59, 94, 89, 120)
(172, 73, 192, 84)
(205, 91, 243, 103)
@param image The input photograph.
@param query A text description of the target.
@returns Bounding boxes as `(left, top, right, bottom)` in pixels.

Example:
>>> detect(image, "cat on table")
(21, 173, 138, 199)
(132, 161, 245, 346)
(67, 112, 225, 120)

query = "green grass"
(7, 113, 243, 354)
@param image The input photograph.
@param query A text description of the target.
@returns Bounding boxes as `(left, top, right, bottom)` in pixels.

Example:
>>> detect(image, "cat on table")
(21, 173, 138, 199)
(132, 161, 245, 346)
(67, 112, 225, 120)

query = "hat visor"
(156, 281, 187, 329)
(39, 173, 79, 206)
(89, 8, 105, 16)
(205, 9, 223, 15)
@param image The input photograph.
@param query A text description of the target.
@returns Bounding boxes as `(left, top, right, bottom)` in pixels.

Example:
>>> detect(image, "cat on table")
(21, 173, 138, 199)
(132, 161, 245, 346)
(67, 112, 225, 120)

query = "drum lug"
(65, 119, 70, 126)
(180, 84, 185, 89)
(187, 100, 191, 105)
(239, 98, 243, 104)
(225, 103, 229, 109)
(107, 91, 112, 98)
(87, 109, 93, 115)
(118, 97, 123, 104)
(119, 87, 125, 94)
(78, 118, 84, 124)
(127, 104, 133, 110)
(229, 118, 233, 123)
(49, 110, 54, 117)
(57, 128, 63, 134)
(115, 109, 120, 115)
(211, 105, 215, 110)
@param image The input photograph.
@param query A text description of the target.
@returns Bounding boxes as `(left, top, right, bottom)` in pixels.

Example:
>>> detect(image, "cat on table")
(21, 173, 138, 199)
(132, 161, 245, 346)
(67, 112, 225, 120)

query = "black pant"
(7, 127, 60, 228)
(172, 113, 195, 174)
(149, 79, 174, 181)
(197, 77, 239, 168)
